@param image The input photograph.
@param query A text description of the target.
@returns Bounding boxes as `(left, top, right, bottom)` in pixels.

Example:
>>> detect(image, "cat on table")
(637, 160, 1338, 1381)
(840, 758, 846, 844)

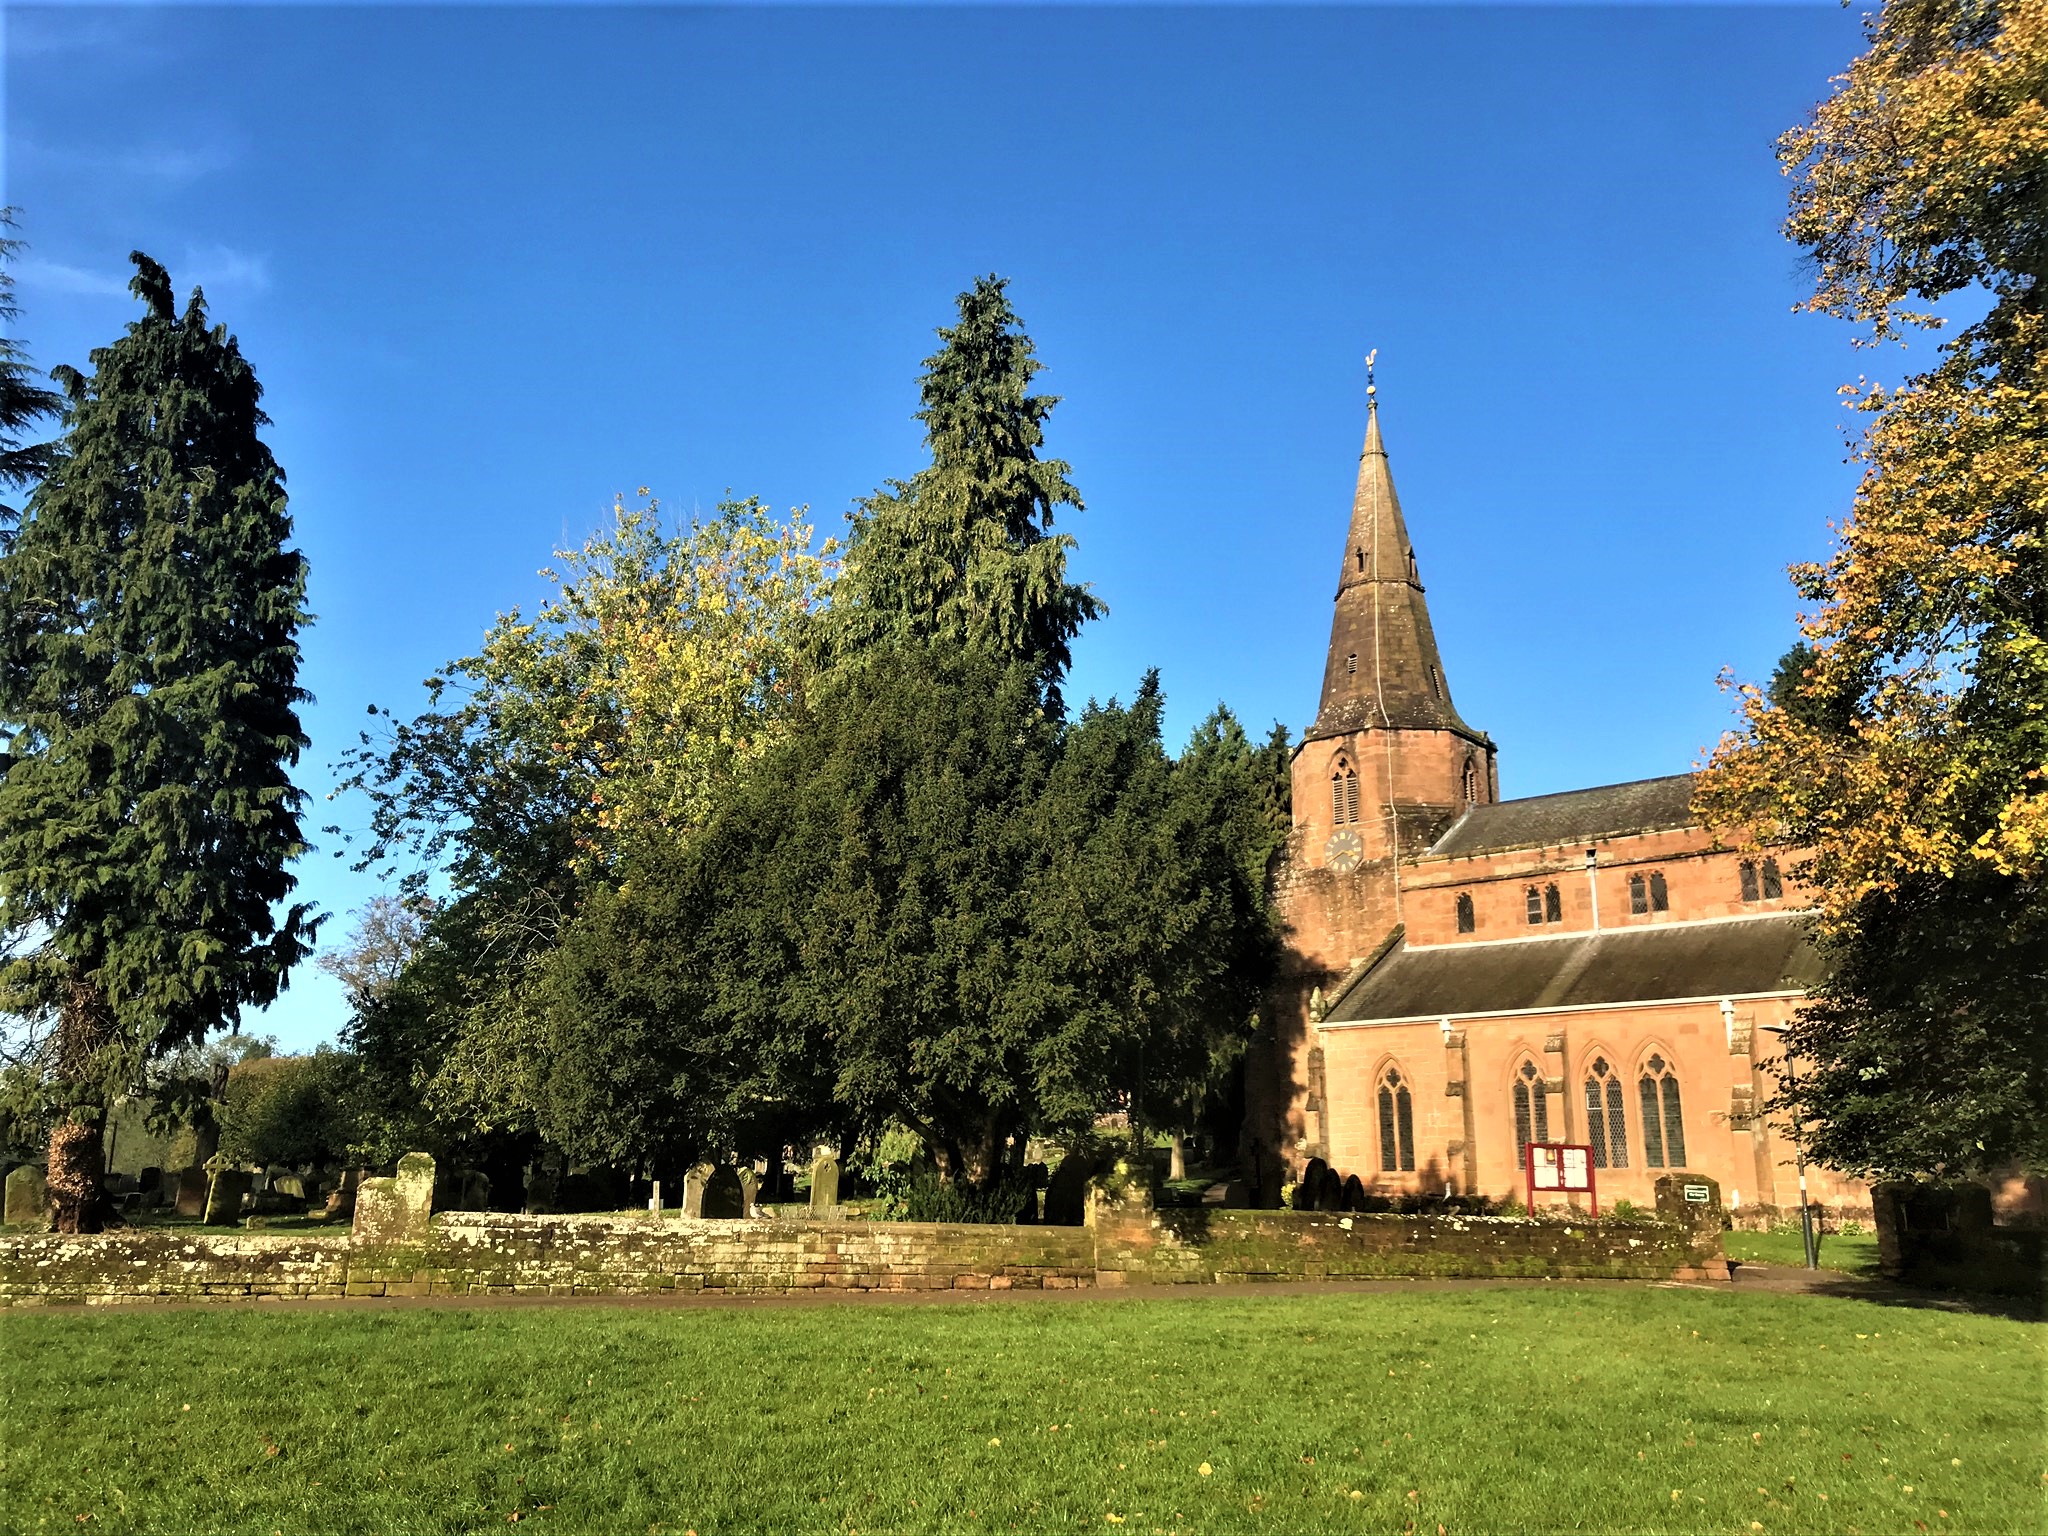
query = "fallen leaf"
(988, 1438, 1001, 1448)
(1198, 1463, 1213, 1477)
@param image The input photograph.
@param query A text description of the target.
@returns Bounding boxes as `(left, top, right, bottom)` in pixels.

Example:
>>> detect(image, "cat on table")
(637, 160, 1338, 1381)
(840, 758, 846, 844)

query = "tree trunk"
(47, 977, 117, 1234)
(48, 1118, 104, 1234)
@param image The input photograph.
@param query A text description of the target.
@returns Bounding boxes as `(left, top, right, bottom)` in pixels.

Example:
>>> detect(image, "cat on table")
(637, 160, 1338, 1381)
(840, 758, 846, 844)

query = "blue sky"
(8, 4, 1883, 1050)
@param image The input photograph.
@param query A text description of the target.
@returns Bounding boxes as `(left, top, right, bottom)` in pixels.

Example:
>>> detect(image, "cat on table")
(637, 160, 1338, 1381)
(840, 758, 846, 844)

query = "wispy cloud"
(13, 257, 128, 299)
(183, 244, 272, 296)
(12, 136, 235, 189)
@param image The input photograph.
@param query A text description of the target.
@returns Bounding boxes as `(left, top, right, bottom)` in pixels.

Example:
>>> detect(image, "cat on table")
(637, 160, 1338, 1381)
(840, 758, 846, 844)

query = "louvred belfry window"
(1638, 1054, 1687, 1169)
(1512, 1060, 1550, 1161)
(1584, 1056, 1629, 1170)
(1331, 764, 1360, 827)
(1378, 1068, 1416, 1173)
(1461, 759, 1479, 805)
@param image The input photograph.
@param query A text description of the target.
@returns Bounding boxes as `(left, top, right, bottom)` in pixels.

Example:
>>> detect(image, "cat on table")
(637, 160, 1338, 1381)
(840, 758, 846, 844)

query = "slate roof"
(1321, 912, 1824, 1025)
(1426, 774, 1698, 859)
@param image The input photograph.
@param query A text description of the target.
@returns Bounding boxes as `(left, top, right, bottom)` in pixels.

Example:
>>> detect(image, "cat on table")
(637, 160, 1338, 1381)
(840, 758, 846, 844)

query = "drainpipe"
(1585, 847, 1600, 932)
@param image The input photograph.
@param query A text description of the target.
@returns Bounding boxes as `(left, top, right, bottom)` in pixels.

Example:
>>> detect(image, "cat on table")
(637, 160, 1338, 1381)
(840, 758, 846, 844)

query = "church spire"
(1307, 380, 1478, 742)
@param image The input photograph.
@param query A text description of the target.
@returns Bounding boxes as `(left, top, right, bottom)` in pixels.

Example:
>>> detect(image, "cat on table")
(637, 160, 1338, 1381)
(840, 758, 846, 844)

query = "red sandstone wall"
(1317, 998, 1868, 1216)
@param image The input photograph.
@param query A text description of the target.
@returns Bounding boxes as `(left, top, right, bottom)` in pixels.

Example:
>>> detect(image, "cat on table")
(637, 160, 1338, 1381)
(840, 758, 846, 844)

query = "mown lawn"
(1, 1286, 2039, 1535)
(1724, 1231, 1883, 1276)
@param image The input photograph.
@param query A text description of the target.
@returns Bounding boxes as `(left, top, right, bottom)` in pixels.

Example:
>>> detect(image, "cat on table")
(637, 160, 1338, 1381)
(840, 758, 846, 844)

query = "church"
(1244, 392, 1867, 1220)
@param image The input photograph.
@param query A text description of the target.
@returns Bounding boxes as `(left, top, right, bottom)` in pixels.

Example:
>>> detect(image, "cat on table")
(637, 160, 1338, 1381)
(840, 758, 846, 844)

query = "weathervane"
(1365, 347, 1378, 404)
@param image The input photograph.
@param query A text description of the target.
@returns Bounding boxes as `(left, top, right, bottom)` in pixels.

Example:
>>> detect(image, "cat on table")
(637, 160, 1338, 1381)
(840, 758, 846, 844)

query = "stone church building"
(1245, 398, 1866, 1218)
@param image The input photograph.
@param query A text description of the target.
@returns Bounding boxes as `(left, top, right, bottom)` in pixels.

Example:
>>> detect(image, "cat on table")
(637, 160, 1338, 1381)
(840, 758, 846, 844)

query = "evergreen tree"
(0, 254, 318, 1230)
(0, 209, 62, 523)
(833, 276, 1102, 710)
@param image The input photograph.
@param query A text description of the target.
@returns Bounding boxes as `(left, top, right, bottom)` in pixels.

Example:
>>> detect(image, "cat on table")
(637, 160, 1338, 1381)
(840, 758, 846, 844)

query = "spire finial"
(1365, 347, 1378, 409)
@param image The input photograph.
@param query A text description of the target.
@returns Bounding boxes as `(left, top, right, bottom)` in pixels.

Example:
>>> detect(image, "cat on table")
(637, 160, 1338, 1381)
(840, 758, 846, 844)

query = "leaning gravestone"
(808, 1154, 840, 1217)
(737, 1167, 761, 1215)
(174, 1166, 209, 1217)
(203, 1167, 253, 1225)
(701, 1165, 745, 1220)
(1293, 1158, 1330, 1211)
(1042, 1151, 1096, 1227)
(4, 1164, 49, 1226)
(352, 1153, 436, 1244)
(681, 1163, 712, 1219)
(271, 1173, 307, 1203)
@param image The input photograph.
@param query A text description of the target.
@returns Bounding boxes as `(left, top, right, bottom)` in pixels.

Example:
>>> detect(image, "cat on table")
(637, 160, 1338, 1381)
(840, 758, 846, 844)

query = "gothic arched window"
(1544, 883, 1562, 923)
(1377, 1068, 1416, 1173)
(1638, 1053, 1688, 1169)
(1512, 1060, 1551, 1162)
(1739, 860, 1761, 903)
(1455, 892, 1475, 934)
(1461, 758, 1479, 805)
(1648, 871, 1669, 912)
(1525, 886, 1543, 925)
(1761, 857, 1783, 899)
(1331, 763, 1360, 827)
(1584, 1056, 1629, 1170)
(1629, 874, 1647, 915)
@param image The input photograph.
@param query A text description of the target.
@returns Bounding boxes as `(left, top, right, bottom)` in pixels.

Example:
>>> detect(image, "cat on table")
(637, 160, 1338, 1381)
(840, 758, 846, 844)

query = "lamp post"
(1758, 1021, 1818, 1270)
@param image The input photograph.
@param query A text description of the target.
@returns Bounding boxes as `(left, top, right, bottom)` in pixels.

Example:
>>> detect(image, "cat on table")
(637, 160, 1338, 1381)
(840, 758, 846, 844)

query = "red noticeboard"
(1525, 1143, 1597, 1216)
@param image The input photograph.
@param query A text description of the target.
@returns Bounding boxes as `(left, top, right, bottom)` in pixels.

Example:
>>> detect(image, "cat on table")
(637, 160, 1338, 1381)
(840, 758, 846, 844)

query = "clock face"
(1324, 829, 1364, 873)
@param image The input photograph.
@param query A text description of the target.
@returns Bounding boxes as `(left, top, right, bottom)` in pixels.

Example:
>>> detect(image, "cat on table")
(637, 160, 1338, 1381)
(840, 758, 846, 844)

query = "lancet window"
(1331, 763, 1360, 827)
(1583, 1056, 1629, 1170)
(1638, 1053, 1687, 1169)
(1512, 1060, 1551, 1163)
(1377, 1068, 1416, 1173)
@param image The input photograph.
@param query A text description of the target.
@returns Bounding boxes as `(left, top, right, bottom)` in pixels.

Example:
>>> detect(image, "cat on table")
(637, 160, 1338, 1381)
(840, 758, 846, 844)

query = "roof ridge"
(1481, 771, 1695, 811)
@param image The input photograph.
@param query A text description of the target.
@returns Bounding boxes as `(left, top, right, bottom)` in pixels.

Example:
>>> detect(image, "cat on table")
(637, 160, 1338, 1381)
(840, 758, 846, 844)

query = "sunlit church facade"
(1243, 395, 1869, 1218)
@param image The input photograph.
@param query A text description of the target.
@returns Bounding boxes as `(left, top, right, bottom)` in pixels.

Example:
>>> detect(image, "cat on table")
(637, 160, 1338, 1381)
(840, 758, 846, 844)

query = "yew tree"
(1697, 0, 2046, 1177)
(0, 255, 318, 1230)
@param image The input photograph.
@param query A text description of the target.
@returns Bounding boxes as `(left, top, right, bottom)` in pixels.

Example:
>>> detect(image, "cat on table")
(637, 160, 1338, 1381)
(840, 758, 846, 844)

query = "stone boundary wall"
(0, 1205, 1724, 1307)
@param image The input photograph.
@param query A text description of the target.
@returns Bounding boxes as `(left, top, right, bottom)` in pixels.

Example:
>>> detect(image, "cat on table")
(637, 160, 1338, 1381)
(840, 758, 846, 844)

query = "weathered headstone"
(137, 1166, 164, 1203)
(1042, 1151, 1096, 1226)
(699, 1165, 745, 1220)
(681, 1163, 712, 1219)
(271, 1172, 307, 1203)
(174, 1165, 209, 1217)
(808, 1155, 841, 1217)
(1293, 1158, 1330, 1211)
(352, 1152, 436, 1245)
(4, 1164, 49, 1226)
(1341, 1173, 1368, 1212)
(203, 1167, 253, 1225)
(737, 1166, 761, 1216)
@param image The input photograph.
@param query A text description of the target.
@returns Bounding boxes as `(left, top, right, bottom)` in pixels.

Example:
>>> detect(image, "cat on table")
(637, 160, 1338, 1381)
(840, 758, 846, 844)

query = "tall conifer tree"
(833, 275, 1102, 710)
(0, 209, 62, 521)
(0, 254, 317, 1230)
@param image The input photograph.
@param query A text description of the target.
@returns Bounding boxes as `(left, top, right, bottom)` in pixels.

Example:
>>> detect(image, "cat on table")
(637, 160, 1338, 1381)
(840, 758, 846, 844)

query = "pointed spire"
(1308, 377, 1478, 742)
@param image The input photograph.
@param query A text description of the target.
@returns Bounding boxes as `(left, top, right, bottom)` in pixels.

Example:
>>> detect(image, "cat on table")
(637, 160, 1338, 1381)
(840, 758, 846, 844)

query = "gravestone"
(271, 1173, 307, 1202)
(1042, 1151, 1096, 1226)
(701, 1165, 745, 1220)
(174, 1166, 209, 1217)
(808, 1154, 840, 1217)
(1314, 1164, 1345, 1212)
(137, 1167, 164, 1204)
(681, 1163, 712, 1219)
(4, 1164, 49, 1226)
(1341, 1173, 1368, 1212)
(737, 1167, 761, 1216)
(203, 1167, 253, 1225)
(352, 1153, 436, 1245)
(1293, 1158, 1330, 1211)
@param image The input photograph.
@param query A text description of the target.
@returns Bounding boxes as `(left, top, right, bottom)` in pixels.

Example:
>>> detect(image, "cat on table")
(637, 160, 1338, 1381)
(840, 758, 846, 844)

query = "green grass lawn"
(1, 1287, 2039, 1535)
(1723, 1231, 1884, 1277)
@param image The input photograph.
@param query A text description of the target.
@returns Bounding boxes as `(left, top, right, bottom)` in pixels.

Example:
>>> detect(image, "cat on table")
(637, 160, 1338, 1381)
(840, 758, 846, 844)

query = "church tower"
(1247, 385, 1496, 1186)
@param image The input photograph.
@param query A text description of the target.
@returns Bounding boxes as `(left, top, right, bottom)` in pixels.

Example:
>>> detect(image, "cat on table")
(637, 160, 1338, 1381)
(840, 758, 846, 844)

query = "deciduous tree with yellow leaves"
(1697, 0, 2046, 1177)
